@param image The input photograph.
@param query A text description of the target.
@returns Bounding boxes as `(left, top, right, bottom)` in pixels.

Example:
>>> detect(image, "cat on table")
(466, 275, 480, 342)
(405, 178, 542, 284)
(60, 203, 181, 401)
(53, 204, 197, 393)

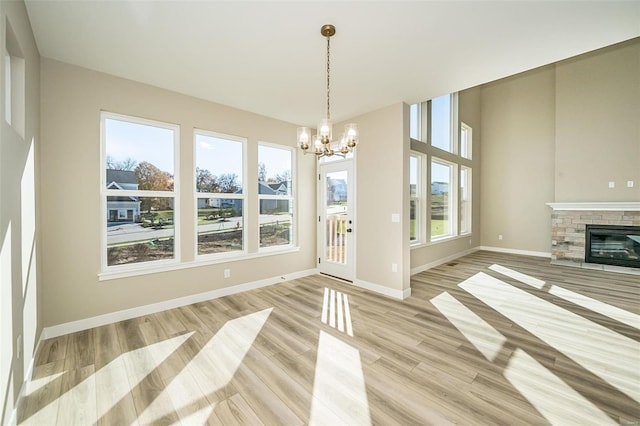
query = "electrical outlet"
(628, 181, 634, 188)
(608, 181, 615, 189)
(391, 263, 398, 273)
(224, 269, 231, 278)
(498, 234, 503, 241)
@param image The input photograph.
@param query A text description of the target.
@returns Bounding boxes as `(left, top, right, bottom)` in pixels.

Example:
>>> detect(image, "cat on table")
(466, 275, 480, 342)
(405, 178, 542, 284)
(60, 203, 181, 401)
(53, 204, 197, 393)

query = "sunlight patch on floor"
(22, 332, 193, 425)
(489, 264, 546, 289)
(321, 288, 353, 336)
(142, 308, 273, 424)
(548, 285, 640, 330)
(431, 291, 506, 362)
(460, 272, 640, 403)
(505, 348, 616, 425)
(309, 331, 370, 426)
(491, 263, 640, 329)
(25, 372, 64, 396)
(141, 308, 273, 424)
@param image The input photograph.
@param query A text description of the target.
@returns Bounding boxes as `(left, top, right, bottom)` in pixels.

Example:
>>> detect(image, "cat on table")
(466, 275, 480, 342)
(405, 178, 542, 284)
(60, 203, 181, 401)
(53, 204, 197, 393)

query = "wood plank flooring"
(17, 251, 640, 425)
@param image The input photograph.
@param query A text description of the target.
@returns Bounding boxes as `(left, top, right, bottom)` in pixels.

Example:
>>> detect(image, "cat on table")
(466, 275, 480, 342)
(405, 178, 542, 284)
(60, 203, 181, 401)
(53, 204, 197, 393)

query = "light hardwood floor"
(18, 251, 640, 425)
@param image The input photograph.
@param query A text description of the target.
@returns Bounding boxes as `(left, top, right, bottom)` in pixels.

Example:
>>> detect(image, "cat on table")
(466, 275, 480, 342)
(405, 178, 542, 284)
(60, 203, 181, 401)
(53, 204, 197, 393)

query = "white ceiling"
(24, 1, 640, 127)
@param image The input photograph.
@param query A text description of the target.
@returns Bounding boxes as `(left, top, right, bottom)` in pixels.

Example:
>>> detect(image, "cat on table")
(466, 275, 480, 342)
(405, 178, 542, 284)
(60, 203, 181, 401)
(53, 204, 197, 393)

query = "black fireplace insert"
(585, 225, 640, 269)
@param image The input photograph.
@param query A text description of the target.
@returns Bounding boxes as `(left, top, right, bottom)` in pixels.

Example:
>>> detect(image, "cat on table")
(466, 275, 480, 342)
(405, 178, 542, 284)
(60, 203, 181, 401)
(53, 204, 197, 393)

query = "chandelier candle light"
(297, 24, 359, 158)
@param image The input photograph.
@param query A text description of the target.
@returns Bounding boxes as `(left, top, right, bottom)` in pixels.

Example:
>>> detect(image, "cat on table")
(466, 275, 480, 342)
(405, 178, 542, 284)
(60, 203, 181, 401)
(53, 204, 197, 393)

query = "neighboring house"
(106, 169, 141, 224)
(431, 181, 449, 195)
(267, 182, 289, 196)
(197, 198, 236, 209)
(259, 181, 289, 213)
(327, 178, 347, 202)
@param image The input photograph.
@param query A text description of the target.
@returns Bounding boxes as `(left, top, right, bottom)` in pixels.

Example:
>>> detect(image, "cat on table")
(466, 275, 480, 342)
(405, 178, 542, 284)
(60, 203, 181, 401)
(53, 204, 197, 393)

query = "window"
(195, 131, 245, 256)
(460, 122, 472, 159)
(410, 92, 471, 246)
(258, 143, 294, 249)
(102, 113, 179, 270)
(409, 103, 421, 141)
(430, 94, 455, 152)
(409, 153, 425, 244)
(5, 18, 25, 138)
(431, 158, 456, 240)
(460, 166, 472, 234)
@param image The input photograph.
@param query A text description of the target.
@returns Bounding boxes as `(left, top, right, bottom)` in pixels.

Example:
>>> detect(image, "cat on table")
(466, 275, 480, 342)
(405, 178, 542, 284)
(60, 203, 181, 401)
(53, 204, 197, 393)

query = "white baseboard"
(479, 246, 551, 258)
(410, 247, 479, 275)
(353, 279, 410, 300)
(41, 268, 318, 340)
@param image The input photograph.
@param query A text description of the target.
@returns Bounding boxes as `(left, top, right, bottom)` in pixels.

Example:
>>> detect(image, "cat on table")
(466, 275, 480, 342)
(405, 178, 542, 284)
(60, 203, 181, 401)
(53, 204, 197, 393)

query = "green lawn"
(410, 219, 448, 240)
(431, 219, 447, 237)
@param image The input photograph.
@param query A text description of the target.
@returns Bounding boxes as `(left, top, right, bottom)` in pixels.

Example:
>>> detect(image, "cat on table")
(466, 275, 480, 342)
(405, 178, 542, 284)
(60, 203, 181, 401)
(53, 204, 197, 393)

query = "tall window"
(431, 158, 456, 240)
(409, 103, 421, 141)
(195, 131, 245, 256)
(409, 153, 424, 244)
(5, 18, 25, 138)
(460, 122, 472, 159)
(460, 166, 472, 234)
(430, 94, 453, 152)
(102, 113, 179, 269)
(258, 143, 294, 249)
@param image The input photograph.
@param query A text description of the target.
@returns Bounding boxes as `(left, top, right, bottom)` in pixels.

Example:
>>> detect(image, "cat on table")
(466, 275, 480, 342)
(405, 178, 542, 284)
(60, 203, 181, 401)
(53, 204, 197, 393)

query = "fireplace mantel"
(547, 202, 640, 211)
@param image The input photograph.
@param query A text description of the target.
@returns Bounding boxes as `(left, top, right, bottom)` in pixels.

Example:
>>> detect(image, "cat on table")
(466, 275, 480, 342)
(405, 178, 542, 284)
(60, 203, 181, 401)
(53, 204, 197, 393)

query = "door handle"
(346, 228, 352, 233)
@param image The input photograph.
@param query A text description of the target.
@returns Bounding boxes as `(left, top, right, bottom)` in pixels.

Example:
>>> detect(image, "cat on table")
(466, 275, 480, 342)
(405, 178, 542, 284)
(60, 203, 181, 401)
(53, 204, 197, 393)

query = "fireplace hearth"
(585, 225, 640, 269)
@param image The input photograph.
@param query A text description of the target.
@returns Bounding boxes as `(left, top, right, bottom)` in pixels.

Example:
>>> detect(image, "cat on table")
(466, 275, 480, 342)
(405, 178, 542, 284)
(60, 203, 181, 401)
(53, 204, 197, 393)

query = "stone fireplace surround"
(547, 202, 640, 275)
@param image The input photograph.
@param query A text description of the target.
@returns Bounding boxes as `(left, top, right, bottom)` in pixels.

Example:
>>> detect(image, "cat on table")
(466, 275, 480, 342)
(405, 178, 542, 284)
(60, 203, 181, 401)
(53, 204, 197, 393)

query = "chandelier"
(297, 24, 359, 158)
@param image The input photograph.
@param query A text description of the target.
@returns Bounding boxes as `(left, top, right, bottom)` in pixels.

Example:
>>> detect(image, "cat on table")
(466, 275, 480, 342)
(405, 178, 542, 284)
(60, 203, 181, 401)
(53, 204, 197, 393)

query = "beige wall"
(0, 0, 40, 422)
(480, 65, 556, 253)
(39, 58, 316, 327)
(349, 103, 410, 294)
(555, 39, 640, 202)
(410, 86, 482, 271)
(479, 38, 639, 254)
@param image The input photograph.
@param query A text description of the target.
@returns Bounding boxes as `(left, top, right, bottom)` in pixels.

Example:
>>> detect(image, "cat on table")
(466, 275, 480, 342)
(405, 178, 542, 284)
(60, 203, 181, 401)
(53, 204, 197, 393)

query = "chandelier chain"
(326, 34, 331, 120)
(296, 24, 358, 159)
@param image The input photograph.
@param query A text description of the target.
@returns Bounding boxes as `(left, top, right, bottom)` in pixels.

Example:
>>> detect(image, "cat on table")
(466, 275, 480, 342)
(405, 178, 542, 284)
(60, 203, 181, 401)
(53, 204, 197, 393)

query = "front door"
(318, 160, 354, 281)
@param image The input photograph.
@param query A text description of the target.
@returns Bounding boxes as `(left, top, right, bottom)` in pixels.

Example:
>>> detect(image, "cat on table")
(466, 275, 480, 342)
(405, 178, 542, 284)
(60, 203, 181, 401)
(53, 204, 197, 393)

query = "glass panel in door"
(325, 170, 348, 265)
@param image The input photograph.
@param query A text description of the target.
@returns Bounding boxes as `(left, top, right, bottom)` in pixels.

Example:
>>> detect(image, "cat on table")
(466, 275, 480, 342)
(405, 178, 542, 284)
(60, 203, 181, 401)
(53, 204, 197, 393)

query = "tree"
(274, 169, 291, 185)
(258, 162, 267, 182)
(135, 162, 174, 212)
(106, 156, 137, 171)
(135, 162, 173, 191)
(217, 173, 240, 193)
(196, 167, 217, 192)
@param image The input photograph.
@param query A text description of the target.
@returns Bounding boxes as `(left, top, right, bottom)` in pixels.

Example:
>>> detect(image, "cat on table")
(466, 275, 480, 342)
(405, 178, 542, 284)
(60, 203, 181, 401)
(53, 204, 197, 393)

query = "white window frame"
(258, 141, 295, 252)
(100, 112, 180, 273)
(410, 151, 427, 245)
(460, 166, 472, 235)
(430, 157, 457, 242)
(194, 129, 247, 259)
(460, 122, 472, 160)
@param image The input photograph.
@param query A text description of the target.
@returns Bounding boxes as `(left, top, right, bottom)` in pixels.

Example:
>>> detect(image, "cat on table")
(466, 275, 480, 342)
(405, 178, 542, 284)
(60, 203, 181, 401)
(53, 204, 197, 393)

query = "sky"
(105, 117, 292, 182)
(105, 118, 175, 173)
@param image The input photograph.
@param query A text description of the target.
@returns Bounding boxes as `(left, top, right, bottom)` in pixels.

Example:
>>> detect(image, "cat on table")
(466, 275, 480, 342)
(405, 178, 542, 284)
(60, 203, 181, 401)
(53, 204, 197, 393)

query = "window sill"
(98, 246, 300, 281)
(411, 233, 472, 250)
